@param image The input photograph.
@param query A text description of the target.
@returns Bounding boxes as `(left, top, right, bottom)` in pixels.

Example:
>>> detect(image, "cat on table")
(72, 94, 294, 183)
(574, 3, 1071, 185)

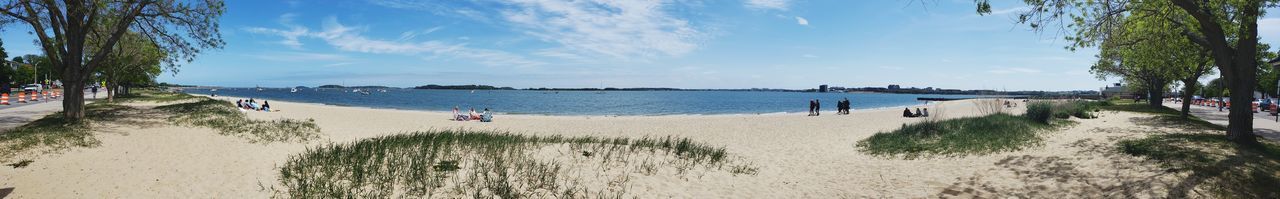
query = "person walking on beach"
(814, 99, 821, 116)
(808, 100, 816, 116)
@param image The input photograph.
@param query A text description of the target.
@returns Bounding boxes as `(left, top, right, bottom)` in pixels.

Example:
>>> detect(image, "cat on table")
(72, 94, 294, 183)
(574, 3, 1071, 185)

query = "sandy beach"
(0, 96, 1211, 198)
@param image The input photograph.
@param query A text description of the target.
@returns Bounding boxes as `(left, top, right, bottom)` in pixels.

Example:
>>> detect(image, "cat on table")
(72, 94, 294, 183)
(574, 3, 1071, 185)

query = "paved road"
(1164, 102, 1280, 141)
(0, 90, 94, 132)
(0, 93, 65, 111)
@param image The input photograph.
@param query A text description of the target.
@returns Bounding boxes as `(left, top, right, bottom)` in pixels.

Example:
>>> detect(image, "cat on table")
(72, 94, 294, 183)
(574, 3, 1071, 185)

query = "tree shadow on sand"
(938, 113, 1280, 198)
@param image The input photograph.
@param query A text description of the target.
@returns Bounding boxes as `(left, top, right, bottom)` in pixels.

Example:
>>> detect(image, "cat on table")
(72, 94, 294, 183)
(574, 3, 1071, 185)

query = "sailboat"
(595, 82, 606, 94)
(290, 87, 298, 93)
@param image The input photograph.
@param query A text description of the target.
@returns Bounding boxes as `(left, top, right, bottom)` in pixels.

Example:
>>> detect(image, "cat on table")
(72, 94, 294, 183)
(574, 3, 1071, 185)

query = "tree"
(0, 38, 9, 94)
(89, 31, 166, 102)
(0, 0, 225, 121)
(975, 0, 1274, 144)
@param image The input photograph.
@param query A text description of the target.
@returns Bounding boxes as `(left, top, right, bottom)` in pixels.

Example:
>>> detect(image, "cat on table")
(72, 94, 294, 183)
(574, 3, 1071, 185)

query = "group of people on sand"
(903, 107, 929, 118)
(236, 98, 271, 112)
(808, 99, 822, 116)
(808, 98, 854, 116)
(835, 98, 852, 115)
(453, 106, 493, 122)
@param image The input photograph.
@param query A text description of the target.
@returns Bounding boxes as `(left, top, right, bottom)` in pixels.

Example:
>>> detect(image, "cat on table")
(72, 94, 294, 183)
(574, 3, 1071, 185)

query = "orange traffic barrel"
(29, 91, 37, 101)
(1, 93, 8, 105)
(17, 92, 26, 103)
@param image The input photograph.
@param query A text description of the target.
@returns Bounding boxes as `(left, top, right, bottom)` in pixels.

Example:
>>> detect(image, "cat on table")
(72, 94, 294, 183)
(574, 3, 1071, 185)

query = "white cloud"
(745, 0, 789, 11)
(245, 16, 543, 67)
(398, 26, 444, 41)
(366, 0, 709, 60)
(802, 54, 817, 58)
(795, 16, 809, 26)
(500, 0, 705, 59)
(247, 52, 352, 62)
(244, 13, 308, 49)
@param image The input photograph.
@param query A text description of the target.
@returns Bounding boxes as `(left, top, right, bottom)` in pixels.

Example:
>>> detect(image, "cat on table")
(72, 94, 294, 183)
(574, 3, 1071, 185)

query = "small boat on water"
(291, 88, 298, 93)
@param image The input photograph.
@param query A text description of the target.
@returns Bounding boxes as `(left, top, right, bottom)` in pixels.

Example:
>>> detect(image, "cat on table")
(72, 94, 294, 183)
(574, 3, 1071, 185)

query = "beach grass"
(155, 98, 320, 143)
(1118, 133, 1280, 198)
(276, 129, 755, 198)
(115, 89, 201, 103)
(856, 113, 1055, 159)
(0, 102, 138, 162)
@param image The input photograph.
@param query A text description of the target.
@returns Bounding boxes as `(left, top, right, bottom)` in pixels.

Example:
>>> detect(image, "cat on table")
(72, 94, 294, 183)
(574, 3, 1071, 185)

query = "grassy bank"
(856, 113, 1054, 159)
(277, 130, 756, 198)
(155, 97, 319, 143)
(1100, 98, 1276, 197)
(1118, 133, 1280, 198)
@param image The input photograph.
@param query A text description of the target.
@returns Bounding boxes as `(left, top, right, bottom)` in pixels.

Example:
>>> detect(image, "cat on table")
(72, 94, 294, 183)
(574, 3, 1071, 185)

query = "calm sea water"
(182, 88, 978, 116)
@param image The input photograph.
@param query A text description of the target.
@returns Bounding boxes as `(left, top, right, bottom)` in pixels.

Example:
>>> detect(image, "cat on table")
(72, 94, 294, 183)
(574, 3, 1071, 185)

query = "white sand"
(0, 97, 1197, 198)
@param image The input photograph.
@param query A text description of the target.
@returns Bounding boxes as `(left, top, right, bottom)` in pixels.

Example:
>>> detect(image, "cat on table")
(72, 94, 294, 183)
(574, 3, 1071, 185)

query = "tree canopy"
(975, 0, 1276, 144)
(0, 0, 225, 120)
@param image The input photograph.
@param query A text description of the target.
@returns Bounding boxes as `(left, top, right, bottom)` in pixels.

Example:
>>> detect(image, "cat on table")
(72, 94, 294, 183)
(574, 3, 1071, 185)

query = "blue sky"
(5, 0, 1280, 90)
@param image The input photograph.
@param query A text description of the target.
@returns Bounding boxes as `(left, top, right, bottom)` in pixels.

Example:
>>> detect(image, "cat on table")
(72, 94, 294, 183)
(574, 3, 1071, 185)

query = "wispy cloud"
(245, 15, 543, 67)
(745, 0, 789, 11)
(795, 16, 809, 26)
(367, 0, 708, 60)
(802, 54, 817, 58)
(244, 13, 308, 49)
(501, 0, 705, 59)
(246, 51, 353, 62)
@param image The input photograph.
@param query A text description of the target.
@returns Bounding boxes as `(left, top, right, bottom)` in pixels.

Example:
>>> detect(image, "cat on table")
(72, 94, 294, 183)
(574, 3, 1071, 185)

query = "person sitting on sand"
(469, 108, 481, 120)
(481, 108, 493, 122)
(922, 108, 929, 117)
(452, 106, 467, 121)
(236, 99, 243, 109)
(262, 101, 271, 112)
(914, 108, 923, 117)
(903, 108, 914, 118)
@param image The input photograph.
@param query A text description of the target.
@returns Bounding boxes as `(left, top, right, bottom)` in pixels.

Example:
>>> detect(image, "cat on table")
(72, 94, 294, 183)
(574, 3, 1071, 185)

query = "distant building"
(1101, 83, 1132, 98)
(818, 84, 829, 92)
(887, 84, 901, 90)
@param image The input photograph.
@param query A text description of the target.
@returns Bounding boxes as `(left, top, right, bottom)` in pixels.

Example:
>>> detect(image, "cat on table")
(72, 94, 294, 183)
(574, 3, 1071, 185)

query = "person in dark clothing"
(814, 99, 821, 116)
(914, 108, 923, 117)
(808, 100, 816, 116)
(262, 101, 271, 111)
(903, 108, 914, 117)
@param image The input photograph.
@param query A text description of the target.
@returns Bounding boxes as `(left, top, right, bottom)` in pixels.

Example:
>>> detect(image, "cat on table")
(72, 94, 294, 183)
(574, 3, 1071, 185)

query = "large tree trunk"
(106, 80, 116, 103)
(1148, 79, 1166, 107)
(1181, 79, 1198, 118)
(1227, 79, 1259, 144)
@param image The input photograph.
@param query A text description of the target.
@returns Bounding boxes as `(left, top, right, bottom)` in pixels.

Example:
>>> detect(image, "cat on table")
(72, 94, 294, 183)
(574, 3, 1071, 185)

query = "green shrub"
(857, 113, 1051, 158)
(1025, 102, 1053, 123)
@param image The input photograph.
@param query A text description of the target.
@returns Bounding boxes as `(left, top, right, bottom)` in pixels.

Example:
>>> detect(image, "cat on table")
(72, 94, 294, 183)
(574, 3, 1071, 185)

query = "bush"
(1025, 102, 1053, 123)
(857, 113, 1051, 158)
